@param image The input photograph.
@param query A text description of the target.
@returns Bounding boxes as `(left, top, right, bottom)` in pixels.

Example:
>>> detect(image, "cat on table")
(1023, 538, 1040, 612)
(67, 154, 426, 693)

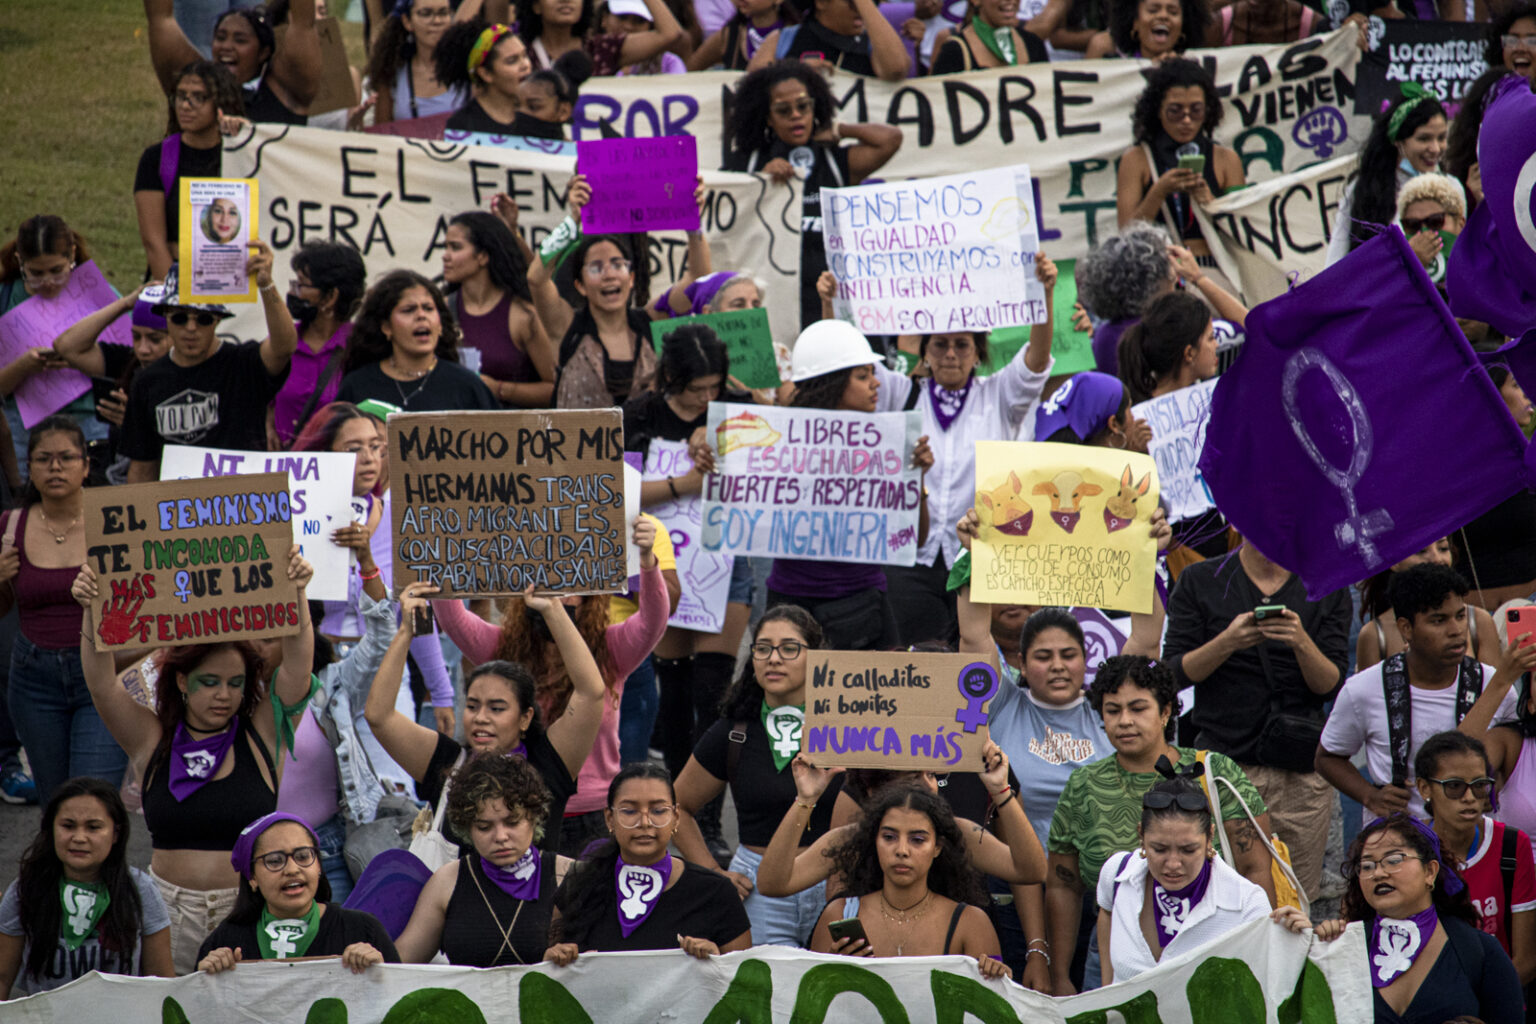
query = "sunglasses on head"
(1402, 212, 1447, 235)
(167, 310, 219, 327)
(1143, 790, 1207, 812)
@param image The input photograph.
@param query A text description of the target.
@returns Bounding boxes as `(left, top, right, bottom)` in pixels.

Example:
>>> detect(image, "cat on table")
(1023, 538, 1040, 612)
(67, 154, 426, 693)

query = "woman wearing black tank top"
(395, 753, 573, 965)
(73, 548, 319, 975)
(808, 783, 1009, 976)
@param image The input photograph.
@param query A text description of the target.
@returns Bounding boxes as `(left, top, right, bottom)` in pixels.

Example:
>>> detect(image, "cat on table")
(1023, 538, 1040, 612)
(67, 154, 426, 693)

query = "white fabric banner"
(825, 164, 1046, 334)
(5, 920, 1370, 1022)
(159, 445, 358, 602)
(218, 125, 804, 348)
(643, 439, 732, 633)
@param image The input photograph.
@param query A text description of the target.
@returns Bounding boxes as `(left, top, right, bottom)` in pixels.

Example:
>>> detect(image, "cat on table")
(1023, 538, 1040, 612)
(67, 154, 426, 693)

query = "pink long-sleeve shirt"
(433, 565, 668, 814)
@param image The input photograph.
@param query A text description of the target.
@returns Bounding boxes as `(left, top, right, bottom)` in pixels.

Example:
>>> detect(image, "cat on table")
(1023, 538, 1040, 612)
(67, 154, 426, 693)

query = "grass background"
(0, 1, 367, 292)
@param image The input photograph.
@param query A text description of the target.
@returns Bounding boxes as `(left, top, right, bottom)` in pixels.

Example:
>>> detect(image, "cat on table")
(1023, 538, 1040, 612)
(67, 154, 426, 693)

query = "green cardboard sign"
(650, 307, 781, 390)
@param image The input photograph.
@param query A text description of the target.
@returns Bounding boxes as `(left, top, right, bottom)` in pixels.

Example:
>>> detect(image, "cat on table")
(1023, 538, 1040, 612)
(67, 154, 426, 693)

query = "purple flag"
(1199, 228, 1531, 599)
(1446, 74, 1536, 337)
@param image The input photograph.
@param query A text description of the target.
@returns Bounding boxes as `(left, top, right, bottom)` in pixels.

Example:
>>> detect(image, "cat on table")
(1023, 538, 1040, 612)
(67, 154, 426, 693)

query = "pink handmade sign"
(0, 260, 130, 428)
(577, 135, 699, 234)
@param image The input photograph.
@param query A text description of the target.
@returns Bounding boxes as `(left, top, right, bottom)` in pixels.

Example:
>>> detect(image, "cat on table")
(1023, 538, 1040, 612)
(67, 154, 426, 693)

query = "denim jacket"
(312, 592, 397, 824)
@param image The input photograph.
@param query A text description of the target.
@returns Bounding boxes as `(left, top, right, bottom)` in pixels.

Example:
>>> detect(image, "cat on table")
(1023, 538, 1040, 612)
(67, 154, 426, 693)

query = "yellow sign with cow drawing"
(970, 441, 1159, 613)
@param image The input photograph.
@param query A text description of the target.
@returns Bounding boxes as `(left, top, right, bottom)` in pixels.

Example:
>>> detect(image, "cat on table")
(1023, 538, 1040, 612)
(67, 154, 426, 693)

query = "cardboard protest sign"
(388, 409, 629, 597)
(1356, 19, 1487, 115)
(970, 441, 1159, 613)
(649, 307, 779, 389)
(578, 135, 699, 234)
(274, 17, 357, 114)
(83, 473, 299, 652)
(1131, 379, 1217, 521)
(701, 403, 924, 566)
(803, 651, 1000, 770)
(825, 164, 1047, 335)
(178, 178, 258, 303)
(643, 440, 732, 633)
(160, 446, 358, 602)
(0, 261, 129, 428)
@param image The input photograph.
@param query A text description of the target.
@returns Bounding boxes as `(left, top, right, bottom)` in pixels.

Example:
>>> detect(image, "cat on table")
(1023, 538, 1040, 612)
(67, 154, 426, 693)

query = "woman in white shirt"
(1095, 768, 1269, 983)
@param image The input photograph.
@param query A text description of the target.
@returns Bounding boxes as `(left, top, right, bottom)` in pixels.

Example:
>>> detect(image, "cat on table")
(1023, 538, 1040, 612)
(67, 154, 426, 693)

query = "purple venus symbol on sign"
(954, 662, 1000, 733)
(1292, 107, 1348, 159)
(1281, 348, 1394, 565)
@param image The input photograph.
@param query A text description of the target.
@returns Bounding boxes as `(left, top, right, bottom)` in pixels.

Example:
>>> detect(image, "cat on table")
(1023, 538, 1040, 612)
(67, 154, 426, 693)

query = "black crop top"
(143, 717, 277, 851)
(440, 852, 559, 966)
(693, 716, 841, 847)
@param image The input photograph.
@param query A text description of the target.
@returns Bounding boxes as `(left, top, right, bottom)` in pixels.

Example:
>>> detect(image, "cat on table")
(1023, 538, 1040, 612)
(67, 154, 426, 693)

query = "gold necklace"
(37, 508, 78, 544)
(878, 890, 933, 955)
(388, 355, 436, 379)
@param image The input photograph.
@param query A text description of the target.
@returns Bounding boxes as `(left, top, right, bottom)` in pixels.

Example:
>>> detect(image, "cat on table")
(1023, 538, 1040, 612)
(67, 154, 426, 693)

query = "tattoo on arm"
(1053, 864, 1082, 891)
(1229, 820, 1259, 855)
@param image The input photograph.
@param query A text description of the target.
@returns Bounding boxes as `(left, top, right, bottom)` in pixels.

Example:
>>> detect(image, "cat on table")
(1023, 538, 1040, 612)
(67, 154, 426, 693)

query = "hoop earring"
(1110, 431, 1127, 450)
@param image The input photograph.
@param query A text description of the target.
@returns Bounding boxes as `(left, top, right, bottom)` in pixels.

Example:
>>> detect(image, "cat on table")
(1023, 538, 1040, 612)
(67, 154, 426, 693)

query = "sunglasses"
(167, 310, 220, 327)
(1143, 790, 1207, 812)
(1401, 212, 1447, 235)
(1425, 776, 1495, 800)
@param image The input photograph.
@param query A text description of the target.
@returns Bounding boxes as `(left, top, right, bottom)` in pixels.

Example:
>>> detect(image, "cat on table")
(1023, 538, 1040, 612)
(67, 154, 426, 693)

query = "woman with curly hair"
(1396, 173, 1466, 286)
(1045, 655, 1273, 994)
(1486, 3, 1536, 86)
(723, 61, 901, 329)
(1327, 85, 1452, 265)
(144, 0, 319, 125)
(1085, 0, 1208, 58)
(1117, 60, 1244, 260)
(426, 519, 669, 856)
(395, 753, 574, 965)
(544, 763, 751, 963)
(0, 778, 172, 998)
(1274, 812, 1522, 1024)
(1075, 223, 1174, 377)
(806, 784, 1007, 974)
(366, 0, 473, 123)
(514, 0, 683, 76)
(335, 270, 498, 412)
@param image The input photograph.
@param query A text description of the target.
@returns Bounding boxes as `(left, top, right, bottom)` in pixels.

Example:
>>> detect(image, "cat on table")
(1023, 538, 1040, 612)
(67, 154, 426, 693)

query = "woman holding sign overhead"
(71, 548, 319, 975)
(724, 61, 902, 330)
(0, 417, 125, 808)
(762, 319, 932, 651)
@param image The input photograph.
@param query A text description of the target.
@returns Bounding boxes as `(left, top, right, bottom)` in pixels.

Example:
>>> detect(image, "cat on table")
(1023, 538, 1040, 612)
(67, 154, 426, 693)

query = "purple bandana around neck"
(507, 742, 528, 760)
(744, 20, 782, 58)
(1151, 856, 1212, 948)
(481, 847, 541, 901)
(930, 375, 974, 432)
(168, 720, 238, 801)
(1371, 905, 1438, 987)
(614, 854, 673, 938)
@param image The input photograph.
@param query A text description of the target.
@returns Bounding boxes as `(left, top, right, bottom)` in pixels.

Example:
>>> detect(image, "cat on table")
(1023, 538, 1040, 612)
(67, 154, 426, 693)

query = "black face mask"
(527, 608, 554, 643)
(286, 292, 319, 324)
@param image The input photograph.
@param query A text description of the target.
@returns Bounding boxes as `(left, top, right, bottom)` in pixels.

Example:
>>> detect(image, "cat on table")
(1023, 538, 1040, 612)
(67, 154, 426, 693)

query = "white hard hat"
(790, 320, 877, 383)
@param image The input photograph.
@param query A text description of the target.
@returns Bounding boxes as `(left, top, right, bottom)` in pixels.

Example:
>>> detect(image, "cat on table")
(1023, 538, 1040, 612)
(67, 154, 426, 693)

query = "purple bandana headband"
(132, 283, 169, 331)
(231, 812, 320, 881)
(1361, 815, 1465, 896)
(1033, 371, 1127, 444)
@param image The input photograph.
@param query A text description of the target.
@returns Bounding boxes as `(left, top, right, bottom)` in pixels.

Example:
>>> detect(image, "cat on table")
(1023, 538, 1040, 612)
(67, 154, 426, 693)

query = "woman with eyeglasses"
(531, 176, 709, 410)
(335, 270, 499, 413)
(294, 402, 456, 803)
(0, 418, 125, 809)
(121, 255, 298, 484)
(724, 61, 901, 330)
(72, 550, 317, 974)
(1095, 772, 1271, 986)
(1116, 59, 1244, 272)
(271, 242, 368, 448)
(545, 762, 752, 963)
(1274, 812, 1523, 1024)
(132, 61, 246, 281)
(1486, 4, 1536, 87)
(1414, 731, 1536, 986)
(196, 812, 397, 972)
(666, 607, 838, 945)
(366, 0, 473, 125)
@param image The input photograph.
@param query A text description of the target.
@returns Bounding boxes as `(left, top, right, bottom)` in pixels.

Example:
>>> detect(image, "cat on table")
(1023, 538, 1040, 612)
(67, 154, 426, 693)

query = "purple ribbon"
(481, 847, 541, 901)
(1151, 857, 1213, 948)
(614, 855, 673, 938)
(168, 721, 238, 802)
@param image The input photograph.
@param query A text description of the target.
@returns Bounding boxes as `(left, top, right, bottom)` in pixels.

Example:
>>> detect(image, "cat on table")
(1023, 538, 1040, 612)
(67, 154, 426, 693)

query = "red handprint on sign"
(98, 588, 146, 646)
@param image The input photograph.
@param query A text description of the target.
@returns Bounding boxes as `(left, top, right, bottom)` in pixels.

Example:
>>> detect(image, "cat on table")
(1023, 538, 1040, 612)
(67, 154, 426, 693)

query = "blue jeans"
(314, 813, 354, 902)
(8, 633, 128, 805)
(619, 656, 658, 766)
(728, 845, 825, 947)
